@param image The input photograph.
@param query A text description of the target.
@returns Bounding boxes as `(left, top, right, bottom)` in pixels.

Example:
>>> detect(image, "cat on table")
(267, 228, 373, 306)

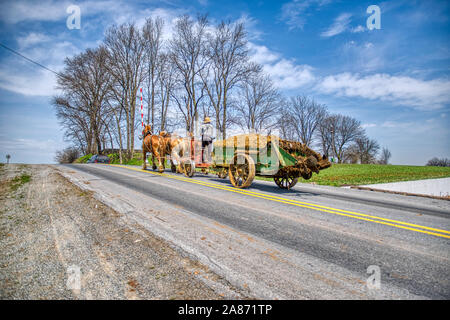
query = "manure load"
(211, 134, 331, 189)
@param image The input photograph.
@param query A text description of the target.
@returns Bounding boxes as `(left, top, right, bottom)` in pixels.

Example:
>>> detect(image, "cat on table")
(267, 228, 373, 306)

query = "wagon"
(180, 133, 331, 189)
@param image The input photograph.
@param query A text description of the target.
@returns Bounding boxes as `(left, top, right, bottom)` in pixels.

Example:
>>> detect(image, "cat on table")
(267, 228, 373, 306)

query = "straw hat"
(204, 117, 211, 123)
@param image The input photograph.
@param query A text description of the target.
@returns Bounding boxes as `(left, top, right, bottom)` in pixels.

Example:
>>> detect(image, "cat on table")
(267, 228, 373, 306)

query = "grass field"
(75, 154, 450, 187)
(256, 164, 450, 187)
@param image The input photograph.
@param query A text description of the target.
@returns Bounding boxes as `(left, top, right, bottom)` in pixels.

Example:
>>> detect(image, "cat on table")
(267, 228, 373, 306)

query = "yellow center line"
(107, 164, 450, 239)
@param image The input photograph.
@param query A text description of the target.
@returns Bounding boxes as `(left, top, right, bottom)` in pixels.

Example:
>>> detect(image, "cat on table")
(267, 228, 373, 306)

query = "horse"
(161, 132, 186, 173)
(159, 131, 179, 172)
(141, 125, 166, 173)
(157, 132, 195, 174)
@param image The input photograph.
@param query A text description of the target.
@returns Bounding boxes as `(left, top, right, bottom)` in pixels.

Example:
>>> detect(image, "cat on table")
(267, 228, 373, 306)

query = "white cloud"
(280, 0, 332, 30)
(320, 13, 352, 37)
(0, 0, 131, 24)
(0, 68, 57, 96)
(340, 40, 385, 72)
(17, 33, 51, 49)
(351, 25, 365, 33)
(248, 43, 279, 64)
(0, 38, 79, 96)
(263, 59, 315, 89)
(381, 121, 414, 129)
(317, 72, 450, 110)
(0, 0, 70, 24)
(248, 43, 315, 89)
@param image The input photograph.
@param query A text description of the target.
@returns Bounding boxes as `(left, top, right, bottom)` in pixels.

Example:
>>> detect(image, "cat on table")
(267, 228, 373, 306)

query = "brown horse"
(159, 131, 185, 173)
(142, 125, 166, 173)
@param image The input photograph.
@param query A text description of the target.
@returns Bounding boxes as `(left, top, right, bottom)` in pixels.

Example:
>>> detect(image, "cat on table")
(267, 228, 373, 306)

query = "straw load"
(213, 133, 331, 179)
(213, 133, 272, 150)
(214, 133, 320, 159)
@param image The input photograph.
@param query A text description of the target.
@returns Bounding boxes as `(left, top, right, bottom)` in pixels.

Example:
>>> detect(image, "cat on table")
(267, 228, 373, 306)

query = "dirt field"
(0, 164, 239, 300)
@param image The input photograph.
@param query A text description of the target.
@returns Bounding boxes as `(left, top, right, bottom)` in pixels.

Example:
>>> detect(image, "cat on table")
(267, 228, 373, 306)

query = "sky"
(0, 0, 449, 165)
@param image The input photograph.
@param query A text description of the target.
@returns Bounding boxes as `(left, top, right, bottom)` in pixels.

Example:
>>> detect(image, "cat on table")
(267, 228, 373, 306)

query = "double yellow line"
(109, 164, 450, 239)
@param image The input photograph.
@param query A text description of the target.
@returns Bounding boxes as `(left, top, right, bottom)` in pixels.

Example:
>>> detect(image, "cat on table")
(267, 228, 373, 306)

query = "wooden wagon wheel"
(274, 174, 298, 190)
(228, 153, 255, 188)
(217, 169, 228, 179)
(183, 160, 195, 177)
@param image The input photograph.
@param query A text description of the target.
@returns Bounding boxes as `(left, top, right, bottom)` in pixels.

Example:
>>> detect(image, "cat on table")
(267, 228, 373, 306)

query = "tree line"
(54, 14, 390, 165)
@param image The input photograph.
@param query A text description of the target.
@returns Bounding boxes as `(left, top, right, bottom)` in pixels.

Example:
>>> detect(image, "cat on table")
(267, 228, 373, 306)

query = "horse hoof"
(152, 165, 157, 171)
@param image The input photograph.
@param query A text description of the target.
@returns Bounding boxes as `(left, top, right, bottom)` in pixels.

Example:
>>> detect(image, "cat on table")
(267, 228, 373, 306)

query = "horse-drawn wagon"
(179, 133, 331, 189)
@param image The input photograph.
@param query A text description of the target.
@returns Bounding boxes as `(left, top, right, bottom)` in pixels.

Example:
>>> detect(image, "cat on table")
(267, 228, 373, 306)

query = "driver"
(200, 117, 214, 163)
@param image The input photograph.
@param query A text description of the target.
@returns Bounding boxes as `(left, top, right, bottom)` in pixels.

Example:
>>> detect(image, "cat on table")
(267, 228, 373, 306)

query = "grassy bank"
(258, 164, 450, 187)
(74, 154, 450, 187)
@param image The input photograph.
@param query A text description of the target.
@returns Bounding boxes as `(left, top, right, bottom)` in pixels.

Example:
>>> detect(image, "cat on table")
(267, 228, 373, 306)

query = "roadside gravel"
(0, 164, 237, 299)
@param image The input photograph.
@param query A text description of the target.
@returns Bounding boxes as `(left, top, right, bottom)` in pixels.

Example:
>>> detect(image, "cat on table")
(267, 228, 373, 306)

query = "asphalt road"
(58, 163, 450, 299)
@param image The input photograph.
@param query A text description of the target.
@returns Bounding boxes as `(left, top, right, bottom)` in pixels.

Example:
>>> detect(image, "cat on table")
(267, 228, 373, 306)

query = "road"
(57, 163, 450, 299)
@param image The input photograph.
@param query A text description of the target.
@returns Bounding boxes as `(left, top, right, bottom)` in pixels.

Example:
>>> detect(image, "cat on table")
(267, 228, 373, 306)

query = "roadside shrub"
(426, 157, 450, 167)
(107, 153, 120, 164)
(74, 154, 93, 163)
(55, 147, 80, 164)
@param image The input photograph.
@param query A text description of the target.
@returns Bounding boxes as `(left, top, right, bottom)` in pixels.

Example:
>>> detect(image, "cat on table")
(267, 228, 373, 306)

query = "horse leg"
(172, 144, 183, 173)
(157, 151, 164, 173)
(161, 151, 166, 170)
(142, 147, 147, 170)
(170, 158, 176, 173)
(152, 154, 157, 171)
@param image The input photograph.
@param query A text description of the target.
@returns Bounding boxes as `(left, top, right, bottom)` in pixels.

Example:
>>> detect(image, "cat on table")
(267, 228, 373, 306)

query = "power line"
(0, 42, 61, 77)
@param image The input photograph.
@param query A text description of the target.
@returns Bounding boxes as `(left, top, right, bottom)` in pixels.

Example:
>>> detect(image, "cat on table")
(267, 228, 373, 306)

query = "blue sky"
(0, 0, 449, 165)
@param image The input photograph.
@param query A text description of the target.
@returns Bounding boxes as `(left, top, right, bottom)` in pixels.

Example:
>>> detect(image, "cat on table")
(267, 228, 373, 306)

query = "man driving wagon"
(200, 117, 214, 164)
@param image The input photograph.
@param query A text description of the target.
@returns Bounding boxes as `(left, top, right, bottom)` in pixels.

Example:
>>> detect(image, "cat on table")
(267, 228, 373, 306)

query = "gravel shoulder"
(0, 164, 239, 299)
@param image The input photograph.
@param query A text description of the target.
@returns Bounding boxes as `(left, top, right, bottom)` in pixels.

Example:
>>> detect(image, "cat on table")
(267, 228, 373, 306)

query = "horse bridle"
(143, 129, 152, 139)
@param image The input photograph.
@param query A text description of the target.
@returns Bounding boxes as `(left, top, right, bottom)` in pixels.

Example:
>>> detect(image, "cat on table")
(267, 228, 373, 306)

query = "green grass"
(10, 174, 31, 191)
(257, 164, 450, 187)
(79, 153, 450, 187)
(109, 152, 144, 166)
(74, 154, 93, 163)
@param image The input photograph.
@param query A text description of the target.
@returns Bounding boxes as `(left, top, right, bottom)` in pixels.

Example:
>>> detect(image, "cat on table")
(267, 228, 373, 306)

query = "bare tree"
(156, 52, 176, 131)
(142, 17, 164, 129)
(170, 15, 209, 133)
(317, 115, 333, 158)
(54, 46, 112, 154)
(320, 114, 364, 163)
(55, 147, 80, 164)
(104, 23, 146, 156)
(285, 96, 328, 147)
(235, 71, 279, 133)
(426, 157, 450, 167)
(379, 147, 392, 165)
(201, 20, 259, 138)
(343, 144, 359, 164)
(350, 136, 380, 164)
(104, 94, 126, 163)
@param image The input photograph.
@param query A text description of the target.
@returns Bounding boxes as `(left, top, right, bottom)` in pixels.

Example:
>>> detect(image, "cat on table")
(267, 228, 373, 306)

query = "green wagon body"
(208, 134, 331, 189)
